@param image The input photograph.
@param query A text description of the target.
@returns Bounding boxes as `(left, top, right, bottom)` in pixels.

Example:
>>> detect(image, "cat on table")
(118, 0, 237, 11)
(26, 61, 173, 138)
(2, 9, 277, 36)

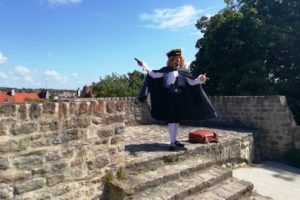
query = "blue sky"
(0, 0, 226, 89)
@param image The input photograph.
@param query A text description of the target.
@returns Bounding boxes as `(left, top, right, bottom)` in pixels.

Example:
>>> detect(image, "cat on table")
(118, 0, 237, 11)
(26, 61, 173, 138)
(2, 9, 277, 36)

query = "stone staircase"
(102, 125, 272, 200)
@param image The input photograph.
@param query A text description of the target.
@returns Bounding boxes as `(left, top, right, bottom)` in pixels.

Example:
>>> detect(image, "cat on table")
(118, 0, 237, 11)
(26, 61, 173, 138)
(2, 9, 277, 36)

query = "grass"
(164, 155, 182, 165)
(116, 167, 128, 180)
(103, 171, 114, 183)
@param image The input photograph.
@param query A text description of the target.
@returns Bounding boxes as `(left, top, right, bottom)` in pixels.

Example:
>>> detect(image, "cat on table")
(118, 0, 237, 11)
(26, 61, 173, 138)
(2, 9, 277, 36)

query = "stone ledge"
(112, 157, 216, 195)
(124, 125, 258, 172)
(184, 177, 254, 200)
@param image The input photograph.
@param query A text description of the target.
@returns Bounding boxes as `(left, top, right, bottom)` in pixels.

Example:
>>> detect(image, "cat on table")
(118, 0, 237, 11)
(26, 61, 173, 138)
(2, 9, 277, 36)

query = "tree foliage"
(91, 70, 145, 97)
(191, 0, 300, 123)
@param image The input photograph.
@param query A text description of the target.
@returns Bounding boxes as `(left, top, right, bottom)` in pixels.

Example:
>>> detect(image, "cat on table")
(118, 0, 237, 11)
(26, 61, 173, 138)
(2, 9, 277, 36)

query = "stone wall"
(133, 95, 299, 160)
(291, 126, 300, 150)
(1, 95, 299, 199)
(208, 96, 298, 159)
(0, 99, 127, 200)
(123, 98, 153, 125)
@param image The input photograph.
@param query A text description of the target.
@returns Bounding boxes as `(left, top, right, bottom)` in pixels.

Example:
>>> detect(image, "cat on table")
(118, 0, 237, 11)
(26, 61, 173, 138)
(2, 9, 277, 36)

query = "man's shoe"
(169, 144, 176, 151)
(175, 141, 185, 147)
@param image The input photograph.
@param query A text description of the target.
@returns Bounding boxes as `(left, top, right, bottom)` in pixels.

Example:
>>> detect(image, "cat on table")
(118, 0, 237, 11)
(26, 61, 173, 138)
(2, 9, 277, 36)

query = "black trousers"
(166, 91, 184, 123)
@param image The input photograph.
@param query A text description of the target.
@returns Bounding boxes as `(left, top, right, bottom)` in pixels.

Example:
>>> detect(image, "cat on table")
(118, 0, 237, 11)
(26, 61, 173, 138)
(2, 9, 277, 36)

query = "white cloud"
(44, 69, 69, 83)
(139, 5, 205, 30)
(48, 0, 83, 6)
(0, 71, 8, 79)
(72, 72, 78, 77)
(15, 66, 30, 76)
(14, 66, 34, 83)
(0, 52, 8, 64)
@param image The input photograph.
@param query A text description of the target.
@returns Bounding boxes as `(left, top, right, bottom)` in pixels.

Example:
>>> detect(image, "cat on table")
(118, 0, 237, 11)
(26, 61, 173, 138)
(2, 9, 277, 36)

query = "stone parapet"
(208, 96, 297, 159)
(0, 99, 128, 200)
(0, 95, 298, 199)
(132, 96, 298, 160)
(291, 126, 300, 150)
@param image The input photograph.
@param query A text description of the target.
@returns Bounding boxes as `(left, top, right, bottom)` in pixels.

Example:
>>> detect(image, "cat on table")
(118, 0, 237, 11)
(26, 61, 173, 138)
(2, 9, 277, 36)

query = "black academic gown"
(138, 66, 217, 122)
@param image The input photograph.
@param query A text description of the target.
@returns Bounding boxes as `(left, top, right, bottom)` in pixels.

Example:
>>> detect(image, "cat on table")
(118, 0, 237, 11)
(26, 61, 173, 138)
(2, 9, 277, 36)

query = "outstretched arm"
(137, 61, 164, 78)
(186, 74, 208, 85)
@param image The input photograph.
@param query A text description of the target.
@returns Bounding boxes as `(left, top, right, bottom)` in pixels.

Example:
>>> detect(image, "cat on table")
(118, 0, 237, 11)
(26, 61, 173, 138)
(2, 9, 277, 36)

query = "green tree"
(127, 70, 146, 95)
(191, 0, 300, 123)
(92, 70, 145, 97)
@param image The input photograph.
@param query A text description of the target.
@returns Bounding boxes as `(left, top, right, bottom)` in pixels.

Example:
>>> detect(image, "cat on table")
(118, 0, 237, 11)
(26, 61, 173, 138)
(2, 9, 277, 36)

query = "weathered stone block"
(53, 184, 71, 196)
(61, 147, 75, 158)
(292, 127, 300, 149)
(29, 103, 41, 119)
(50, 162, 68, 174)
(32, 167, 47, 176)
(70, 158, 85, 167)
(111, 135, 124, 145)
(106, 102, 116, 113)
(45, 151, 61, 162)
(0, 169, 31, 183)
(70, 163, 89, 181)
(59, 102, 68, 118)
(89, 100, 98, 115)
(43, 102, 56, 114)
(0, 183, 14, 200)
(15, 192, 52, 200)
(84, 128, 98, 139)
(97, 127, 114, 137)
(97, 101, 106, 114)
(69, 102, 79, 115)
(46, 174, 65, 186)
(105, 114, 124, 125)
(116, 101, 125, 112)
(13, 155, 44, 169)
(76, 147, 87, 157)
(79, 102, 89, 114)
(0, 104, 16, 117)
(14, 178, 46, 194)
(64, 117, 77, 129)
(110, 154, 125, 166)
(10, 122, 37, 135)
(115, 126, 125, 135)
(109, 147, 117, 154)
(51, 134, 64, 145)
(0, 120, 7, 135)
(0, 156, 9, 170)
(0, 138, 30, 153)
(30, 138, 51, 147)
(92, 117, 102, 125)
(64, 129, 79, 141)
(78, 116, 91, 128)
(40, 120, 59, 132)
(18, 104, 27, 120)
(100, 138, 108, 145)
(87, 155, 109, 170)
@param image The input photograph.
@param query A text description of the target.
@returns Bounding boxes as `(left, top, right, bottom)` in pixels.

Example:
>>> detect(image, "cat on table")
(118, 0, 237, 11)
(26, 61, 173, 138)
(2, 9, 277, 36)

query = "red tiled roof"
(0, 92, 40, 104)
(15, 93, 39, 103)
(0, 92, 15, 104)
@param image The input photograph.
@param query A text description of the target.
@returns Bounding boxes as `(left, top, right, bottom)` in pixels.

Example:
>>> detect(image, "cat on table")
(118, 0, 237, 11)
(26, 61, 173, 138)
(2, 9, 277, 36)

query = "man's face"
(174, 56, 181, 65)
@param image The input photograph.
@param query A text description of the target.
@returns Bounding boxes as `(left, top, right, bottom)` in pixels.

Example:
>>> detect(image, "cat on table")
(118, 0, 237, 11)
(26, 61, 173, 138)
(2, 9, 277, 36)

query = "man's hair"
(166, 56, 185, 68)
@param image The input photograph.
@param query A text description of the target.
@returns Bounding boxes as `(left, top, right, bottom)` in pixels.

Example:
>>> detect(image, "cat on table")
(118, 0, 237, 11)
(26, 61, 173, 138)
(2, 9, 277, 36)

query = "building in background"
(0, 89, 40, 104)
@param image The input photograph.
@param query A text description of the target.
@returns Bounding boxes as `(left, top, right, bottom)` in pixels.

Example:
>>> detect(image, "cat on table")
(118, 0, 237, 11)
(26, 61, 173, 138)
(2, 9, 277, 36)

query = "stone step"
(126, 150, 188, 173)
(111, 166, 232, 200)
(124, 125, 254, 173)
(183, 177, 254, 200)
(240, 192, 273, 200)
(109, 157, 217, 198)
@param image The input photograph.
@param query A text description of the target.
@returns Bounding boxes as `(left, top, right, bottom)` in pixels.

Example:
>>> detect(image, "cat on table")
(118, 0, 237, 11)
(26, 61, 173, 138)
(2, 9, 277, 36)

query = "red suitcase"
(189, 129, 219, 144)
